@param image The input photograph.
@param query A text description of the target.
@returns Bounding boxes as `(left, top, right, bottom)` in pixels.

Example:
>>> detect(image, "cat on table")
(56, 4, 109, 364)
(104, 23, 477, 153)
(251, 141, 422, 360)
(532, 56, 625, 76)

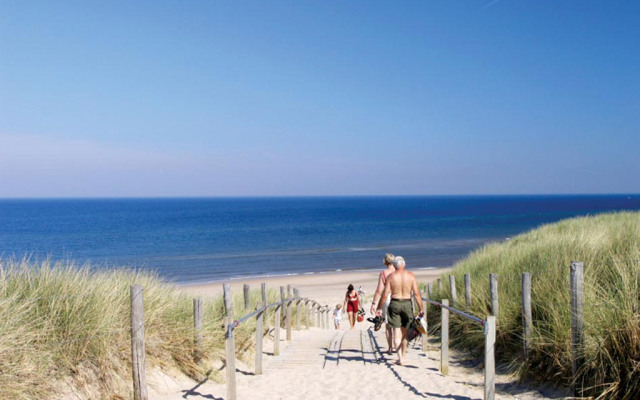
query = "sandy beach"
(179, 266, 451, 306)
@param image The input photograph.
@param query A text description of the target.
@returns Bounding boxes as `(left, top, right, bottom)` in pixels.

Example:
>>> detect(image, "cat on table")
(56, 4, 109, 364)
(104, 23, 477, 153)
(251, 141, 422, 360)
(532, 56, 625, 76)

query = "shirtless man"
(370, 253, 396, 354)
(376, 256, 424, 366)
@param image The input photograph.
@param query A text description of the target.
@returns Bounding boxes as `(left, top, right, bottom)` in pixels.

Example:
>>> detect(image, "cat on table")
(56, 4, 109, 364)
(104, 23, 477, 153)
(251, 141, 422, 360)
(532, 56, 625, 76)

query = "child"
(333, 304, 343, 330)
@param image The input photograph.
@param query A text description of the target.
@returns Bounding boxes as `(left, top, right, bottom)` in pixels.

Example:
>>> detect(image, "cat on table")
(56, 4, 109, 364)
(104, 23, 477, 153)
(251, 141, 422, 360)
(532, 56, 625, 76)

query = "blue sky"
(1, 1, 638, 197)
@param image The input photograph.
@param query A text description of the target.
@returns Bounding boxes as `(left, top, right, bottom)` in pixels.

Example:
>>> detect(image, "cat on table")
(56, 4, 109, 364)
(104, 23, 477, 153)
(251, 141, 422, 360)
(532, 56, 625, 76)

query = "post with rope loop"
(441, 299, 449, 375)
(130, 284, 148, 400)
(294, 289, 301, 330)
(484, 315, 496, 400)
(274, 299, 281, 356)
(255, 301, 264, 375)
(243, 284, 250, 311)
(464, 273, 472, 306)
(223, 283, 237, 400)
(193, 298, 203, 363)
(449, 275, 457, 306)
(286, 285, 292, 340)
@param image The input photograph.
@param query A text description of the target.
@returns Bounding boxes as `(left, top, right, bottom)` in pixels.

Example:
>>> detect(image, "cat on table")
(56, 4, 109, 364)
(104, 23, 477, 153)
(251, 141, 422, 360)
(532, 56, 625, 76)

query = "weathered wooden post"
(223, 284, 237, 400)
(522, 272, 532, 360)
(286, 285, 292, 340)
(428, 282, 433, 299)
(130, 284, 148, 400)
(280, 286, 286, 328)
(464, 273, 472, 307)
(261, 282, 268, 330)
(243, 284, 250, 311)
(326, 306, 330, 328)
(484, 315, 496, 400)
(274, 300, 281, 356)
(316, 304, 321, 327)
(441, 299, 449, 375)
(294, 289, 301, 330)
(489, 273, 499, 319)
(193, 298, 203, 363)
(320, 307, 325, 329)
(449, 275, 457, 306)
(255, 301, 264, 375)
(570, 261, 584, 397)
(305, 300, 311, 329)
(422, 300, 429, 357)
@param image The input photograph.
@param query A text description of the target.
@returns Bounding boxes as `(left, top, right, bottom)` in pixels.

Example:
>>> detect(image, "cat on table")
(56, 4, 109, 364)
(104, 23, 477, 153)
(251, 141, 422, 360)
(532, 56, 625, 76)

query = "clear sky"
(1, 1, 638, 197)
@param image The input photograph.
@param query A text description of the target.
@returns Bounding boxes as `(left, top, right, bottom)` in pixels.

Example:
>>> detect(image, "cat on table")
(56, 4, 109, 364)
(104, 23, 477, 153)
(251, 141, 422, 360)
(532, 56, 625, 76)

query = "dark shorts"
(387, 299, 414, 329)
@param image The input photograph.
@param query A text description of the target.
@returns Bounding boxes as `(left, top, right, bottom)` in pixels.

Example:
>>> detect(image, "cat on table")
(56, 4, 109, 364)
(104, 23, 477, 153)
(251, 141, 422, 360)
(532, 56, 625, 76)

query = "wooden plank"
(522, 272, 532, 360)
(570, 261, 584, 397)
(130, 284, 148, 400)
(490, 273, 499, 319)
(441, 299, 449, 375)
(255, 301, 264, 375)
(193, 298, 203, 363)
(464, 273, 472, 307)
(223, 284, 236, 400)
(484, 316, 496, 400)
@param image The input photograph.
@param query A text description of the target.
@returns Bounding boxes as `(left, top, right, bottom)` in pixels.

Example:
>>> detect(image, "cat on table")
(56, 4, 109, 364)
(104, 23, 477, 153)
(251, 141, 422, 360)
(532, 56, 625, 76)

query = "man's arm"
(411, 273, 424, 316)
(376, 280, 391, 316)
(370, 271, 386, 314)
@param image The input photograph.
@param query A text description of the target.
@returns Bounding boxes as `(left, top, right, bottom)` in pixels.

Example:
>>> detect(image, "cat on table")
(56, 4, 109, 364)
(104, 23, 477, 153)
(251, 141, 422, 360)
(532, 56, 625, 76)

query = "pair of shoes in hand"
(366, 315, 383, 331)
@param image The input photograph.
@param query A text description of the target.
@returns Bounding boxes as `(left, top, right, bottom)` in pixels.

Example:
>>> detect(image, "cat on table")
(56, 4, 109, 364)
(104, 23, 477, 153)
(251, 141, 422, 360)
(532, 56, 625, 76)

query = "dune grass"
(0, 259, 298, 400)
(423, 211, 640, 399)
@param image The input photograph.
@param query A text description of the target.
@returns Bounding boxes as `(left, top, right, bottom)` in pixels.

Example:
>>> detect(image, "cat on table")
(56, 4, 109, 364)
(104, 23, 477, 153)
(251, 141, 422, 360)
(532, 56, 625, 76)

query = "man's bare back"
(387, 269, 418, 300)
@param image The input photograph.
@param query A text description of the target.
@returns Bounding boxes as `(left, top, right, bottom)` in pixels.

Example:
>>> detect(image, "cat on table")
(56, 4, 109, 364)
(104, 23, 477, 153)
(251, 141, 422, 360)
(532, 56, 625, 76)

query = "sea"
(1, 195, 639, 284)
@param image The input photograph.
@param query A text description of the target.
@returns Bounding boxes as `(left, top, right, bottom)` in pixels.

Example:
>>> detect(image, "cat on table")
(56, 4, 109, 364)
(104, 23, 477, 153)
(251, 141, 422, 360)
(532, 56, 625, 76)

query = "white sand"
(148, 268, 561, 400)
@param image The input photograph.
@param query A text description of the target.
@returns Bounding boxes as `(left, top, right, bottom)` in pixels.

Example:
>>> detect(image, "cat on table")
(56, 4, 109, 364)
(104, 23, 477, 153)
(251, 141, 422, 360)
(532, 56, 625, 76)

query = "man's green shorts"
(387, 299, 414, 329)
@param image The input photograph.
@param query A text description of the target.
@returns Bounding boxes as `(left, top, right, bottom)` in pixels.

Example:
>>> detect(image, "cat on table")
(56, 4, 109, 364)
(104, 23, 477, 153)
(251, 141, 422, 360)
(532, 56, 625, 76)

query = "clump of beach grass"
(0, 259, 291, 400)
(424, 211, 640, 399)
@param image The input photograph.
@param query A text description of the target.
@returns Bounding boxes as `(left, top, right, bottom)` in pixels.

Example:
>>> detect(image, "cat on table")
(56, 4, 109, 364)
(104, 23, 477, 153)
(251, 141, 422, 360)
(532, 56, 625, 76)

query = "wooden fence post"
(255, 301, 264, 375)
(294, 289, 301, 330)
(261, 283, 268, 331)
(326, 307, 330, 329)
(522, 272, 532, 360)
(484, 315, 496, 400)
(422, 301, 429, 357)
(130, 284, 148, 400)
(306, 300, 311, 329)
(441, 299, 449, 375)
(316, 304, 320, 327)
(437, 278, 442, 294)
(280, 286, 285, 328)
(223, 284, 237, 400)
(274, 301, 281, 356)
(193, 298, 203, 363)
(570, 261, 584, 397)
(490, 273, 499, 319)
(428, 282, 433, 299)
(464, 273, 472, 307)
(243, 284, 250, 311)
(449, 275, 457, 306)
(286, 285, 292, 340)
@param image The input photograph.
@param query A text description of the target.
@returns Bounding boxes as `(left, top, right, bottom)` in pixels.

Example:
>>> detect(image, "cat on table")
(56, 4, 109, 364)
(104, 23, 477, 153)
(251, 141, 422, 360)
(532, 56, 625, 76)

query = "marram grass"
(424, 211, 640, 399)
(0, 259, 292, 400)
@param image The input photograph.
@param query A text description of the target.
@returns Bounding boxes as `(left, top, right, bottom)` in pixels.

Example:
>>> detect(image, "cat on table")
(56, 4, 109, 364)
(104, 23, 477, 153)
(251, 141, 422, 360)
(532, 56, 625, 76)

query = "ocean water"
(1, 195, 639, 284)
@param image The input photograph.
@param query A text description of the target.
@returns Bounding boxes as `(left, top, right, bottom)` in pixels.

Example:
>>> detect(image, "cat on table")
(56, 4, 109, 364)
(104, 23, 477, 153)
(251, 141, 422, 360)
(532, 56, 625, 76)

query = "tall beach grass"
(0, 259, 291, 400)
(424, 211, 640, 399)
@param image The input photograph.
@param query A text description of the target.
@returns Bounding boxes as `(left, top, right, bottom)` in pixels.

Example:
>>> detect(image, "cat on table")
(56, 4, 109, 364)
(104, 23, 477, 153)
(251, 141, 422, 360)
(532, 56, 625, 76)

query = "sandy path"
(150, 323, 559, 400)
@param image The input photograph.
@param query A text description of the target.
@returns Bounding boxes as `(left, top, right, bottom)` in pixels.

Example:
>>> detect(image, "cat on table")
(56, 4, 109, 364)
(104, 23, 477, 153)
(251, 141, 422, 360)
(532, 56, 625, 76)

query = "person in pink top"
(370, 253, 396, 354)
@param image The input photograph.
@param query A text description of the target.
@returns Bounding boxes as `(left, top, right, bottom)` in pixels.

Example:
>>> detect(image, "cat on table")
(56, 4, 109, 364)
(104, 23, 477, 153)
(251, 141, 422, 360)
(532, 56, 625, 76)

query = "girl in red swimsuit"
(343, 284, 360, 329)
